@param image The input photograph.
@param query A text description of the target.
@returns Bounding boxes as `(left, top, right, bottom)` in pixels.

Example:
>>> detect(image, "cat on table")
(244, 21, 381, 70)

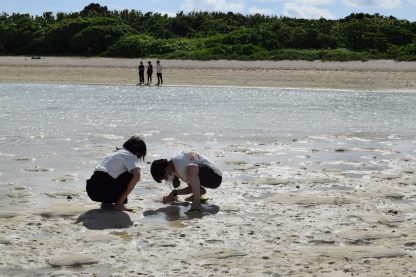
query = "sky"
(1, 0, 416, 21)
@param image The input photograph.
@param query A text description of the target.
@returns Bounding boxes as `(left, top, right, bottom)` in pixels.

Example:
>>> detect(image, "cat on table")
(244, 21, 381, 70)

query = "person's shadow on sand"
(76, 209, 133, 230)
(143, 203, 220, 221)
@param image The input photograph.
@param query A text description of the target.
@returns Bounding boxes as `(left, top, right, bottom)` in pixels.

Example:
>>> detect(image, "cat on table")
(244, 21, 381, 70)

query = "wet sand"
(1, 56, 416, 90)
(1, 60, 416, 276)
(1, 135, 416, 276)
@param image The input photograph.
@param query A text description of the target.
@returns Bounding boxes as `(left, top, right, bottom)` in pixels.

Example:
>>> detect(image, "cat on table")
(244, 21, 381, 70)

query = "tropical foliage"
(0, 3, 415, 60)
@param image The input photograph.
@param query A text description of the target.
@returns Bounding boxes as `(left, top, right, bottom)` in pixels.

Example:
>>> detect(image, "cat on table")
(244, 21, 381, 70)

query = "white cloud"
(255, 0, 279, 3)
(294, 0, 335, 5)
(342, 0, 402, 8)
(248, 5, 274, 14)
(256, 0, 334, 4)
(154, 10, 176, 17)
(283, 2, 335, 18)
(107, 4, 125, 11)
(181, 0, 245, 13)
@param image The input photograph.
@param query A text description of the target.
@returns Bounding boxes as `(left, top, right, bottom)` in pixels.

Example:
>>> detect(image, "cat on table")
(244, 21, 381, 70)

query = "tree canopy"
(0, 4, 415, 60)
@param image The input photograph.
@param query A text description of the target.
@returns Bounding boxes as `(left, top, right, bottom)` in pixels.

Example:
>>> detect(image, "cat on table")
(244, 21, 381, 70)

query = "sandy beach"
(1, 56, 416, 90)
(1, 59, 416, 277)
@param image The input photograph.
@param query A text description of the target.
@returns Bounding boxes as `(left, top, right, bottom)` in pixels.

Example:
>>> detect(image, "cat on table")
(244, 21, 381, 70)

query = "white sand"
(1, 56, 416, 90)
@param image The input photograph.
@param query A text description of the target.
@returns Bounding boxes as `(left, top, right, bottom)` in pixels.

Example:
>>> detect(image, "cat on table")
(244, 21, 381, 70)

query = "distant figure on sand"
(151, 151, 222, 212)
(147, 61, 153, 84)
(156, 60, 163, 85)
(138, 61, 145, 85)
(86, 135, 146, 212)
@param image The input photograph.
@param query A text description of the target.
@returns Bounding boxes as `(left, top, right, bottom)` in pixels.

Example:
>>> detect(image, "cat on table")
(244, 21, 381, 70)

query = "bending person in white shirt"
(150, 151, 222, 211)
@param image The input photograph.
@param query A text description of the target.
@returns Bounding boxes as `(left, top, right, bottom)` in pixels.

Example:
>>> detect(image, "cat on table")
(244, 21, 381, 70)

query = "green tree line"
(1, 3, 415, 60)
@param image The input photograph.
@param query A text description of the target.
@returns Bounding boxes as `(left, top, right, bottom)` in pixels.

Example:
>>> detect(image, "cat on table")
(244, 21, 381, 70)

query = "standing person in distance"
(156, 60, 163, 86)
(138, 61, 145, 85)
(146, 61, 153, 85)
(86, 135, 147, 212)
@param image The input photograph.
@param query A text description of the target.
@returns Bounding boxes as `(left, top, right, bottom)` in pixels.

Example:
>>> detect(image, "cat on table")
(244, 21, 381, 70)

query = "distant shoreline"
(1, 56, 416, 90)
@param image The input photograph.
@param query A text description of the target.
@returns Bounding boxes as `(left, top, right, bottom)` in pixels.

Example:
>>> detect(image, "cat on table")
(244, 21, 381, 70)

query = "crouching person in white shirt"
(86, 135, 146, 212)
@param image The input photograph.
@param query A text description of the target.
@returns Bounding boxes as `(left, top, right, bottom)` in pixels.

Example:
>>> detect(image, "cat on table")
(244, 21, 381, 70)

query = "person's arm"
(163, 185, 192, 203)
(113, 168, 140, 211)
(186, 164, 201, 209)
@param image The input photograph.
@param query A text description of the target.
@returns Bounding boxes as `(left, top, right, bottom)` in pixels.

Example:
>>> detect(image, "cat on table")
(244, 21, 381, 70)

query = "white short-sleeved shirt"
(156, 63, 162, 73)
(95, 148, 141, 179)
(171, 151, 211, 181)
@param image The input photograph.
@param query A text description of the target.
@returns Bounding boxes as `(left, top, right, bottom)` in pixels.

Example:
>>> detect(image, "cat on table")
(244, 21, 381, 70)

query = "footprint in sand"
(23, 166, 53, 172)
(6, 186, 33, 199)
(48, 254, 98, 267)
(52, 174, 77, 182)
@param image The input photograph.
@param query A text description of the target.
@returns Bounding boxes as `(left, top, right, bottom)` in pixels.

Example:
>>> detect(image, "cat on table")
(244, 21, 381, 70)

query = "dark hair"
(150, 159, 169, 183)
(123, 135, 146, 160)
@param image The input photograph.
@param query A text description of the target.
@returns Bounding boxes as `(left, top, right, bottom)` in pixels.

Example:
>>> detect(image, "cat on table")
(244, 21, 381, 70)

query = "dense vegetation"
(1, 3, 416, 60)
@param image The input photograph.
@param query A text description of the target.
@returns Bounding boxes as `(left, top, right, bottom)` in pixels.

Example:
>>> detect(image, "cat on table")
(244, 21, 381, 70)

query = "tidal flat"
(1, 83, 416, 276)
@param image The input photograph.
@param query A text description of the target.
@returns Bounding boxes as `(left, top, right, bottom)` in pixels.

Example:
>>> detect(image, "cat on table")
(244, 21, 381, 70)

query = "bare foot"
(189, 204, 202, 211)
(101, 203, 134, 212)
(112, 204, 134, 212)
(163, 194, 178, 204)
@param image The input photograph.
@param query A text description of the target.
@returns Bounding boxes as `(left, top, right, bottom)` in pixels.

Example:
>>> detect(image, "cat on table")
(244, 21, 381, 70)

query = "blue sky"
(2, 0, 415, 21)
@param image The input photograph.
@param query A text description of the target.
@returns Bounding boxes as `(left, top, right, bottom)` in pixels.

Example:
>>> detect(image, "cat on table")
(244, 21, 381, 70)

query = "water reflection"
(143, 203, 220, 221)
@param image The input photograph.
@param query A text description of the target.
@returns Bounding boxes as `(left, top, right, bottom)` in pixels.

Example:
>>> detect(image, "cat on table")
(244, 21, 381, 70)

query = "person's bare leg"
(185, 187, 206, 201)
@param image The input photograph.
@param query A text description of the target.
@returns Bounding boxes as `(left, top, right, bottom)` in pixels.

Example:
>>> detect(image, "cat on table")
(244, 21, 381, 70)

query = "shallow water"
(0, 83, 415, 208)
(1, 83, 416, 276)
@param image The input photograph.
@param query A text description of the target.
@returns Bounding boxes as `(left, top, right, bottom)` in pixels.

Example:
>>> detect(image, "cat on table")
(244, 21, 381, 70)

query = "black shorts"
(198, 164, 222, 189)
(86, 171, 132, 204)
